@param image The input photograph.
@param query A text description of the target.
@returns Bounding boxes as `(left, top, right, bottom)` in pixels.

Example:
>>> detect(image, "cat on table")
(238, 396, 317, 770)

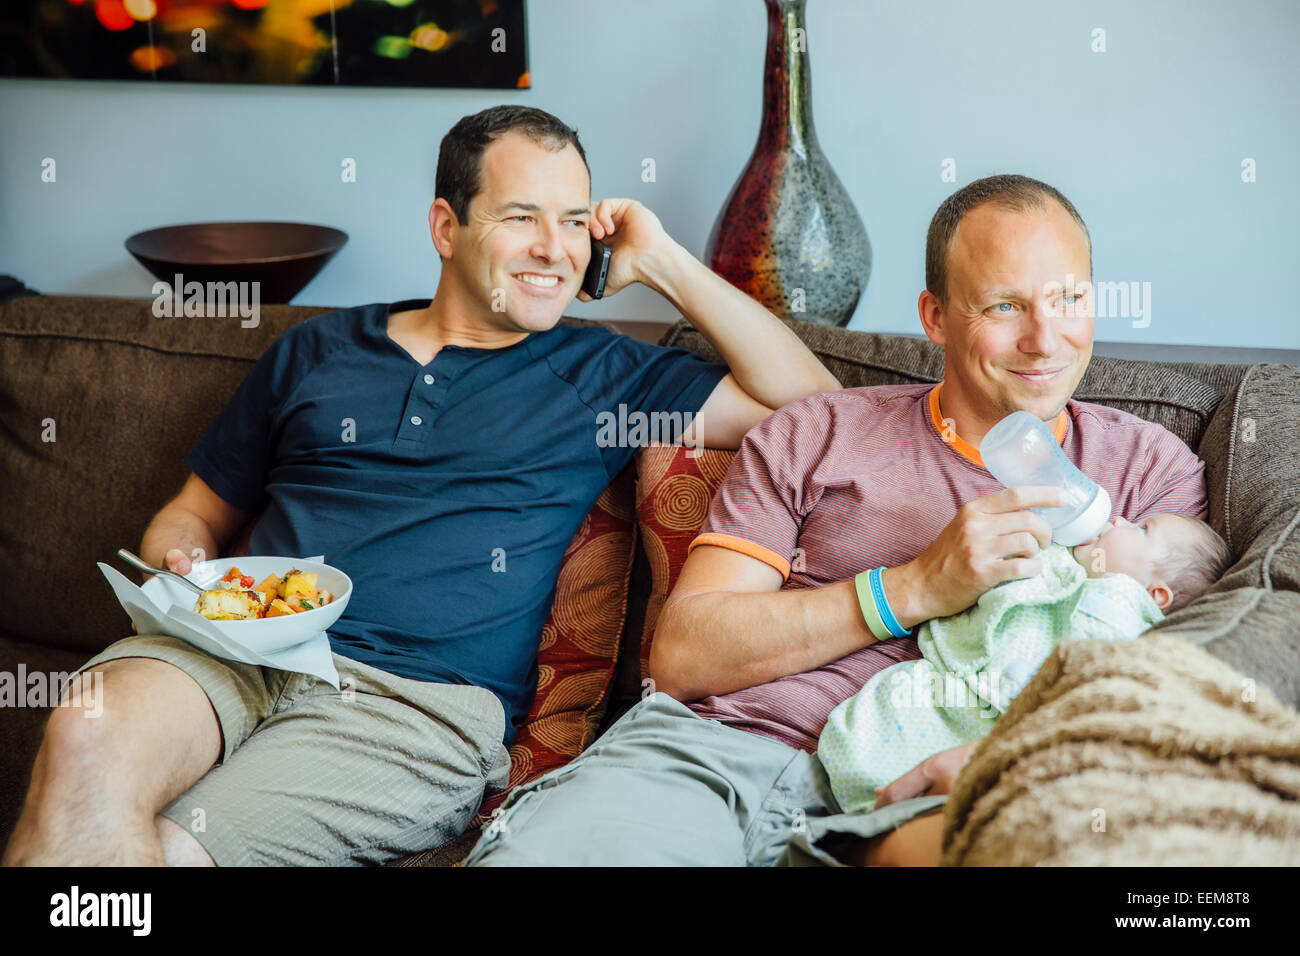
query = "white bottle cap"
(1052, 485, 1112, 547)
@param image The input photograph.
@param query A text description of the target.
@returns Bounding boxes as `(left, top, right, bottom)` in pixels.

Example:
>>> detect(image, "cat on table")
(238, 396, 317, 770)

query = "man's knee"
(39, 664, 131, 778)
(36, 657, 219, 800)
(156, 815, 215, 867)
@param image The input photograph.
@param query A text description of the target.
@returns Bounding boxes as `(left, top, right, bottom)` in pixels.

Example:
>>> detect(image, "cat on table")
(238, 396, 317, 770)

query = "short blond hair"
(1154, 517, 1233, 613)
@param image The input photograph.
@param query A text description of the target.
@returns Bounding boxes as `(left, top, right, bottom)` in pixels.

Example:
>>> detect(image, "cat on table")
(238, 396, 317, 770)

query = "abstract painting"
(0, 0, 529, 88)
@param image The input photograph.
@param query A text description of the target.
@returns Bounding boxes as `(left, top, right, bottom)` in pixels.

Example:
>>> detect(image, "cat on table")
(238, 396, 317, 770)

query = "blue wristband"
(869, 566, 912, 638)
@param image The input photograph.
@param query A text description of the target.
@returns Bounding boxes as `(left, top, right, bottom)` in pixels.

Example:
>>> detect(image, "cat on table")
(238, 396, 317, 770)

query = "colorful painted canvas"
(0, 0, 529, 88)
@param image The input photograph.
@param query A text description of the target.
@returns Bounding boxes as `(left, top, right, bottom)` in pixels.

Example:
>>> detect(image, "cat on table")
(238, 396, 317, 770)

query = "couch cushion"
(1147, 363, 1300, 708)
(634, 445, 737, 678)
(1197, 363, 1300, 556)
(0, 294, 337, 652)
(1072, 361, 1226, 454)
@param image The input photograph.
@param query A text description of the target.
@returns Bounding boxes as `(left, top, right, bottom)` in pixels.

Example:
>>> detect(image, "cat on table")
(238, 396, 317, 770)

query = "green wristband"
(854, 570, 891, 641)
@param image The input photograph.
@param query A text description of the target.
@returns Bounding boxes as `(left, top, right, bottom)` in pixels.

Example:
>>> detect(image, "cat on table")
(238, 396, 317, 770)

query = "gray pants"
(465, 692, 947, 866)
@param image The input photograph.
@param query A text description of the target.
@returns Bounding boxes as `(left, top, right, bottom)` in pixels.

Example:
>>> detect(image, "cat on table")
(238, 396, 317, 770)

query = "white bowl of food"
(141, 556, 352, 653)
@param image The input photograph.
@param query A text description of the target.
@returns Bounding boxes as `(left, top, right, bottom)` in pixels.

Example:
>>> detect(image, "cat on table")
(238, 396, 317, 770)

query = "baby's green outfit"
(818, 543, 1164, 814)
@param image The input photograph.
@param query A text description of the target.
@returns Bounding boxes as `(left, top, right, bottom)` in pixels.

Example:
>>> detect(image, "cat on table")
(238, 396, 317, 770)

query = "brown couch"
(3, 289, 1298, 865)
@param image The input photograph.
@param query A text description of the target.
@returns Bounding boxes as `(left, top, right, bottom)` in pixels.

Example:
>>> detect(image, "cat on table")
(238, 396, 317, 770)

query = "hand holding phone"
(582, 236, 612, 300)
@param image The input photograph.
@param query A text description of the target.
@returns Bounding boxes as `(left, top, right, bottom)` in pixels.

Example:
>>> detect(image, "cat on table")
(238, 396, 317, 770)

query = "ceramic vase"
(705, 0, 872, 327)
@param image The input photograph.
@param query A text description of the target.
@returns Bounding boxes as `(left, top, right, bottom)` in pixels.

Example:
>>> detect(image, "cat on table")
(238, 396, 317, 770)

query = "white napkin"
(97, 557, 340, 688)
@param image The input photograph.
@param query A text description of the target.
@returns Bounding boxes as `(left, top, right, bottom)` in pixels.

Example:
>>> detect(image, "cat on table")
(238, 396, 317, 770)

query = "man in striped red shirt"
(467, 174, 1208, 867)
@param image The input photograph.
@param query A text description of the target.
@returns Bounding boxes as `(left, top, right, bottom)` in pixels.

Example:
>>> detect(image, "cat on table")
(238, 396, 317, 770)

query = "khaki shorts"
(71, 634, 510, 866)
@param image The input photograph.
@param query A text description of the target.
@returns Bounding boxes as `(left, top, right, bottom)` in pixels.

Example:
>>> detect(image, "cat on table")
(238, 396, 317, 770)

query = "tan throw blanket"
(941, 634, 1300, 865)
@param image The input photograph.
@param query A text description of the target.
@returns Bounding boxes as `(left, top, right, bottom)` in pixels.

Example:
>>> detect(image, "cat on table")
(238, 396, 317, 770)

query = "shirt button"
(410, 415, 422, 426)
(423, 374, 435, 385)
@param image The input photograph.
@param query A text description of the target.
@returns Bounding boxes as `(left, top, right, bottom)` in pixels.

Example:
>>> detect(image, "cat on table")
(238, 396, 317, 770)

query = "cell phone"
(582, 236, 612, 300)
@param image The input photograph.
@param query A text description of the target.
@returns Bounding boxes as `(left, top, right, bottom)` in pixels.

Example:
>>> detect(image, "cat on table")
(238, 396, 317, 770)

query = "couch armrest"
(1151, 363, 1300, 708)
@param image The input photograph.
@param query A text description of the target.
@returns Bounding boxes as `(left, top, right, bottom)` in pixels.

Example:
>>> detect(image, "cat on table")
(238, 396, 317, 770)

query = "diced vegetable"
(253, 574, 281, 604)
(279, 572, 319, 602)
(196, 566, 332, 619)
(265, 598, 297, 618)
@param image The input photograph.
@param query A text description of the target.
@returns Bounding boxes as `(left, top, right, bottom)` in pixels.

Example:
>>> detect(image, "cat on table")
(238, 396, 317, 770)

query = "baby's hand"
(874, 741, 978, 808)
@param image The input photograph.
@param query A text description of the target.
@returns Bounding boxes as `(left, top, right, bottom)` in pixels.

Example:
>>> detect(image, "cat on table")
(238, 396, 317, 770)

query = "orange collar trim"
(928, 382, 1068, 468)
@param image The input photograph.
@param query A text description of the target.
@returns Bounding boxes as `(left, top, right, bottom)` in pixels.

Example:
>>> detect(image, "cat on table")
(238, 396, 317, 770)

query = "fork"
(116, 549, 205, 595)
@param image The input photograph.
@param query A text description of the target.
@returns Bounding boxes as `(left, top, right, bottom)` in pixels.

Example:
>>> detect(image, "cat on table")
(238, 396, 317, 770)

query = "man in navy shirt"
(4, 106, 839, 866)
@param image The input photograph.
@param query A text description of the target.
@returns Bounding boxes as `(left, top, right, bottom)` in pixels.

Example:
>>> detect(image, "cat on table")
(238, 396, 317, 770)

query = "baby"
(1069, 512, 1232, 613)
(819, 512, 1232, 816)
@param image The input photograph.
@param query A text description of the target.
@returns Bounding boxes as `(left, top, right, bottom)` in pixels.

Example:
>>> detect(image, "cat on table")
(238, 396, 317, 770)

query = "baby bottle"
(979, 410, 1111, 546)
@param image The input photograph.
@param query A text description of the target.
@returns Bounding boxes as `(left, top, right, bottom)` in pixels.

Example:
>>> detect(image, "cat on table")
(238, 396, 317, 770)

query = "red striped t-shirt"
(684, 382, 1208, 753)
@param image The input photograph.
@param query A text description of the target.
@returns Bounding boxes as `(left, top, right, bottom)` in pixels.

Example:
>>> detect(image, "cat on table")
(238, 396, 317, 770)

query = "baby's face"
(1071, 513, 1193, 584)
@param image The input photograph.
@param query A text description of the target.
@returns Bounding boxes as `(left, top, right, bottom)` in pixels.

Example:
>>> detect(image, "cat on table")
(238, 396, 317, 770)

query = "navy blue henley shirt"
(185, 299, 728, 742)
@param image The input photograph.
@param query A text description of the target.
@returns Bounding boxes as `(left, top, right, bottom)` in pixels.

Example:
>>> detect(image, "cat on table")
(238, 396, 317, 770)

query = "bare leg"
(2, 657, 222, 866)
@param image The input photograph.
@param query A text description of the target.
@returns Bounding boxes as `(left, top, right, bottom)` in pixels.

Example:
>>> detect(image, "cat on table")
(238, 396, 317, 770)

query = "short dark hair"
(925, 174, 1092, 306)
(435, 105, 589, 224)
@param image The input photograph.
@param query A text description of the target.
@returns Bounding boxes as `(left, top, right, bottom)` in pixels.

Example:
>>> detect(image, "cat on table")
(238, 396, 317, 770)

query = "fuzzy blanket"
(941, 634, 1300, 865)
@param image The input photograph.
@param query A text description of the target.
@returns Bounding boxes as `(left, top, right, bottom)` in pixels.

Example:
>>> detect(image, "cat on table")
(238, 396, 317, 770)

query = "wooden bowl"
(126, 221, 348, 303)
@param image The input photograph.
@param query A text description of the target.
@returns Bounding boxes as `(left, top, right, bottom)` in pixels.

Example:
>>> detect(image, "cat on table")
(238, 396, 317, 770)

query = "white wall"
(2, 0, 1296, 349)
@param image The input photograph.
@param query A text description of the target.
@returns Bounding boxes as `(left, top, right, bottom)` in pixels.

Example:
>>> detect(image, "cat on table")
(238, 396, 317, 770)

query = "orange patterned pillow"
(473, 464, 638, 825)
(634, 444, 737, 678)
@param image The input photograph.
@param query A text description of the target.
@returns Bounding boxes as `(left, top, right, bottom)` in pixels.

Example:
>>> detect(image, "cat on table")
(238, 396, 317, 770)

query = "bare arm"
(880, 486, 1067, 628)
(139, 473, 251, 577)
(586, 199, 840, 450)
(649, 545, 882, 700)
(637, 239, 841, 411)
(650, 486, 1069, 701)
